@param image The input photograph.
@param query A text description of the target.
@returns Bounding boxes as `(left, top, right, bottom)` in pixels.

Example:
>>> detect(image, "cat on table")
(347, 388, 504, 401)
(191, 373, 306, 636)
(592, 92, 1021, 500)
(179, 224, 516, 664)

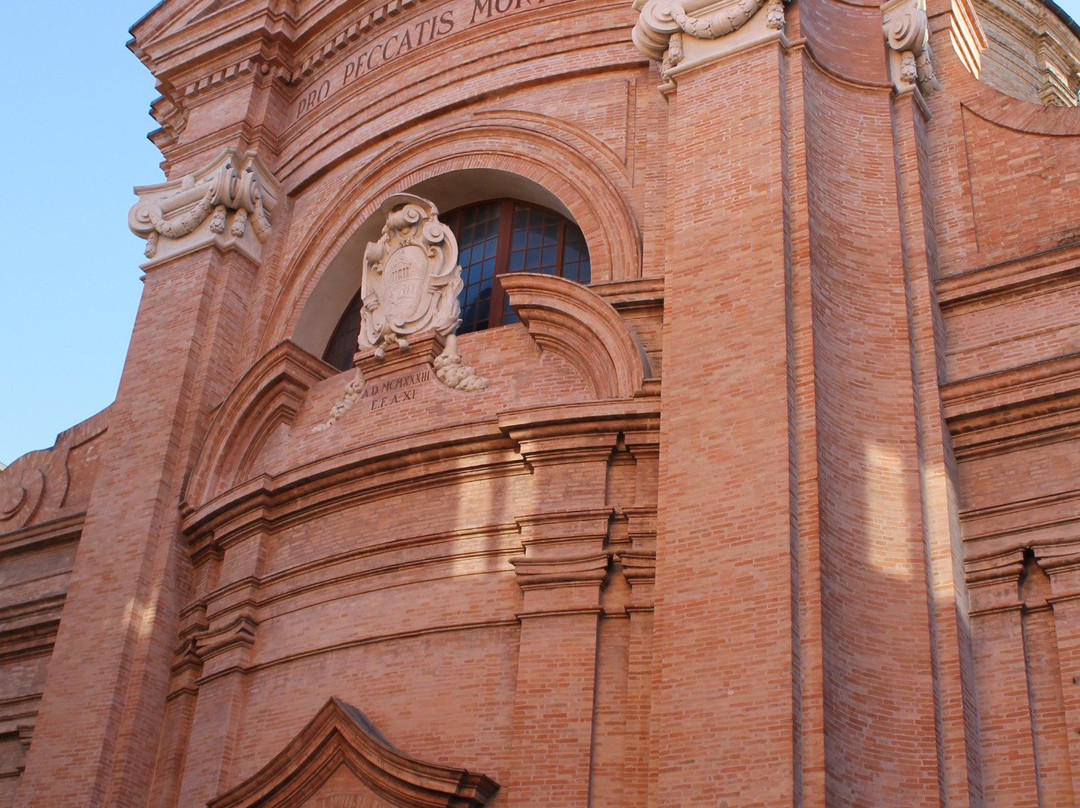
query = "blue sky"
(1, 1, 1079, 466)
(1, 3, 162, 465)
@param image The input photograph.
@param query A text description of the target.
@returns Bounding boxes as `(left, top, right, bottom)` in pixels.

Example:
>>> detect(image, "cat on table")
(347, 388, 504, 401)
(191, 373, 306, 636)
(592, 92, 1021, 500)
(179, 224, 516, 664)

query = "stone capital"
(129, 149, 281, 269)
(633, 0, 786, 91)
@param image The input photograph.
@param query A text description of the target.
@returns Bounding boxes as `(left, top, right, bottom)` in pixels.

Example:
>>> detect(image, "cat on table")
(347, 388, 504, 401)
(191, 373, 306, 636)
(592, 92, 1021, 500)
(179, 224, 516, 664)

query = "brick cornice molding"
(510, 508, 613, 613)
(511, 553, 611, 590)
(499, 273, 652, 400)
(942, 352, 1080, 456)
(965, 548, 1025, 615)
(129, 148, 282, 268)
(965, 542, 1080, 612)
(936, 243, 1080, 310)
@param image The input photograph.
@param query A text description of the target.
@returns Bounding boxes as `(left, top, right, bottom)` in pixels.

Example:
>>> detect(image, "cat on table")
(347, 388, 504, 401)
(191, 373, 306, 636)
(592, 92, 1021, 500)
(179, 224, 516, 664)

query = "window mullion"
(491, 199, 515, 327)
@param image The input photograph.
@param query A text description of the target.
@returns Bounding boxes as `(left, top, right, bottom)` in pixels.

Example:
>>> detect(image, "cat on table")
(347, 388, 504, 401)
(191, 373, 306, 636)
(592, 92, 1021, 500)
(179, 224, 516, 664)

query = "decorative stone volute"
(129, 149, 280, 268)
(634, 0, 786, 91)
(882, 0, 940, 96)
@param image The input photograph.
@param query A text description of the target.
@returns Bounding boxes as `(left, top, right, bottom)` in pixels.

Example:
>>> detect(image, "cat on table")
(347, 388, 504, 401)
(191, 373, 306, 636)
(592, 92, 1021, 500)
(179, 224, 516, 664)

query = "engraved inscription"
(294, 0, 546, 120)
(362, 370, 431, 411)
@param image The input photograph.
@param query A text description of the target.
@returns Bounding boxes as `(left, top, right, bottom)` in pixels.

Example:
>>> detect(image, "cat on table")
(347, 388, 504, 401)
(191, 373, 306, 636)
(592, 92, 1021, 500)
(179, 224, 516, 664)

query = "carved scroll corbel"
(883, 0, 940, 95)
(129, 149, 281, 267)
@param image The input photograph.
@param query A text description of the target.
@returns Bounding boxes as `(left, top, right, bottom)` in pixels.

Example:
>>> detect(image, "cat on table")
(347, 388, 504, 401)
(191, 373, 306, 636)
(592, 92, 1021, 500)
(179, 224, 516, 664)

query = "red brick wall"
(3, 0, 1080, 805)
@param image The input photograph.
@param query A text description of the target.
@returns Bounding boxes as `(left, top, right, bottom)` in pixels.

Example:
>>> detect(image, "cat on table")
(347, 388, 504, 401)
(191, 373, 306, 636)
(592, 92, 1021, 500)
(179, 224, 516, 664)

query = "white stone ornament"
(358, 194, 463, 359)
(670, 0, 770, 39)
(315, 194, 488, 430)
(765, 0, 785, 30)
(129, 149, 280, 268)
(634, 0, 785, 89)
(882, 0, 940, 96)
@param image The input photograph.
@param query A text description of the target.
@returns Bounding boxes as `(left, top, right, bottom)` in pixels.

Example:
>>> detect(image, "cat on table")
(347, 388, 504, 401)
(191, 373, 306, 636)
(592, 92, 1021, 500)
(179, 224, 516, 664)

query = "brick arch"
(182, 341, 334, 510)
(263, 117, 642, 358)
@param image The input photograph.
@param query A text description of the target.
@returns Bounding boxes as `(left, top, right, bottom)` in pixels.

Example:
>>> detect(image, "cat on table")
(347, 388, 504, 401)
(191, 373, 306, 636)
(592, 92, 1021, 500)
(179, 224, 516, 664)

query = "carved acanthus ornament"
(765, 0, 785, 30)
(659, 31, 685, 91)
(634, 0, 786, 90)
(882, 0, 940, 96)
(670, 0, 769, 39)
(129, 149, 280, 268)
(312, 370, 369, 433)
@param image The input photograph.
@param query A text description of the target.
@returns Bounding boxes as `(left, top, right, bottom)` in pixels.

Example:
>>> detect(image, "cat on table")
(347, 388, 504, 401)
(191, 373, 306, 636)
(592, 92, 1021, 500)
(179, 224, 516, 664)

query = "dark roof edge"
(1042, 0, 1080, 42)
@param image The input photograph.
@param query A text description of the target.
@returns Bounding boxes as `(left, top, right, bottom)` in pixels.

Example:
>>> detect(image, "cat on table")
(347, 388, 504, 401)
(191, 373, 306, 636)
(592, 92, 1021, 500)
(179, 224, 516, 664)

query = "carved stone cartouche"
(357, 194, 462, 359)
(315, 194, 488, 430)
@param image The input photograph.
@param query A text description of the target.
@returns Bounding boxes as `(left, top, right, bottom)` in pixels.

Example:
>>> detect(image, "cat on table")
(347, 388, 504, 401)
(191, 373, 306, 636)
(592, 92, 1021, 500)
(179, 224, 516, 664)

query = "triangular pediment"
(131, 0, 273, 46)
(208, 698, 499, 808)
(189, 0, 247, 24)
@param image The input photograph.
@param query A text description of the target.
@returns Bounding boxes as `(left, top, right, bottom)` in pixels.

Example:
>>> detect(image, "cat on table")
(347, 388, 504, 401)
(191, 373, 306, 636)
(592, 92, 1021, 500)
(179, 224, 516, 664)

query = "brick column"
(509, 510, 611, 807)
(17, 148, 280, 808)
(503, 422, 616, 806)
(16, 247, 261, 808)
(651, 39, 797, 805)
(1045, 552, 1080, 802)
(967, 552, 1039, 808)
(616, 535, 656, 808)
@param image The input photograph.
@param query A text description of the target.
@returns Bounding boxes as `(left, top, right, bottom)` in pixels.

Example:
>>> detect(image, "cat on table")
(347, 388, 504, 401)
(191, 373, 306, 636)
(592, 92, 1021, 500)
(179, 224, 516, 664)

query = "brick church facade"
(3, 0, 1080, 804)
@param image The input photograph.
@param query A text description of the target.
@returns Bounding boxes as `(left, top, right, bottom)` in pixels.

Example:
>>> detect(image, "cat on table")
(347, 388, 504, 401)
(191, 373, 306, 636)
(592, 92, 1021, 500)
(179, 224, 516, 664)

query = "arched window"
(445, 199, 590, 334)
(322, 199, 590, 370)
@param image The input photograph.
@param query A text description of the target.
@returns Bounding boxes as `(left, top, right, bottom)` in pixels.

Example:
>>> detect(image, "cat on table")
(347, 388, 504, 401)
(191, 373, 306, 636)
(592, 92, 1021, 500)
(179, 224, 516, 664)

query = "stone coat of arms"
(358, 194, 462, 359)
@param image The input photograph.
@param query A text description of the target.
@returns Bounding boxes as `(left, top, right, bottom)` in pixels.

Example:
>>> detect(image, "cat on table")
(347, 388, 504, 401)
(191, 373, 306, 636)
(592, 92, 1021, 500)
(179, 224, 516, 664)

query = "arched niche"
(265, 115, 642, 360)
(293, 169, 586, 360)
